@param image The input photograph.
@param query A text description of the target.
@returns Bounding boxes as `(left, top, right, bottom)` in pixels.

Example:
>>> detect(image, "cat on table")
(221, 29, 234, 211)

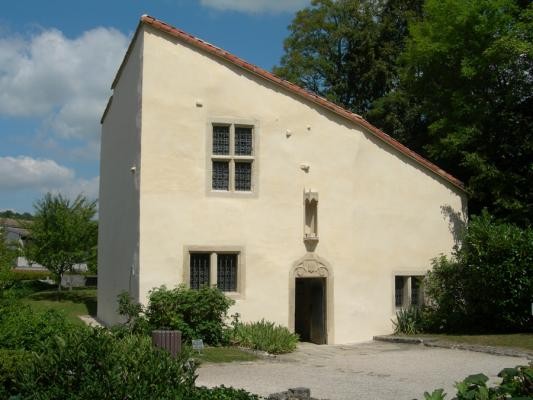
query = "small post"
(152, 330, 181, 358)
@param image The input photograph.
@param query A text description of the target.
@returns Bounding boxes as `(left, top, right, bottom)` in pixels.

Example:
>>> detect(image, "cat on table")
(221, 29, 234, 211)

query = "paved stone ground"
(196, 341, 530, 400)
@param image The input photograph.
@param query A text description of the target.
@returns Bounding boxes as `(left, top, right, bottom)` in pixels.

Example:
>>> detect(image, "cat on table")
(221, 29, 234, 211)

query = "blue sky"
(0, 0, 309, 213)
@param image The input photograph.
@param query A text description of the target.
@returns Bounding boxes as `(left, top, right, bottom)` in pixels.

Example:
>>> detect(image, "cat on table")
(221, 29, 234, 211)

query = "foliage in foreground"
(230, 315, 299, 354)
(420, 365, 533, 400)
(392, 306, 424, 335)
(424, 212, 533, 333)
(0, 299, 259, 400)
(0, 300, 77, 351)
(118, 285, 234, 345)
(24, 193, 98, 292)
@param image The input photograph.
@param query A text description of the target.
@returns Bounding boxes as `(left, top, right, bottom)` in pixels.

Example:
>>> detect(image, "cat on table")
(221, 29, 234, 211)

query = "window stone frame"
(206, 118, 259, 198)
(183, 245, 245, 300)
(392, 271, 426, 313)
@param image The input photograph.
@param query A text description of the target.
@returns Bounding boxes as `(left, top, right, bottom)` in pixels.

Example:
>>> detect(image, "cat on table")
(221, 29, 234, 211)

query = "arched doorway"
(289, 253, 334, 344)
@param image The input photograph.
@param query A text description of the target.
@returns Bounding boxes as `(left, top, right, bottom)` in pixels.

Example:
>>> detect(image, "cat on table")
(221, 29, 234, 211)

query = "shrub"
(0, 300, 79, 351)
(118, 285, 234, 345)
(14, 328, 198, 400)
(12, 269, 51, 281)
(231, 317, 299, 354)
(425, 211, 533, 332)
(392, 306, 424, 335)
(192, 386, 260, 400)
(2, 279, 56, 299)
(419, 364, 533, 400)
(0, 349, 33, 399)
(0, 298, 260, 400)
(116, 291, 150, 335)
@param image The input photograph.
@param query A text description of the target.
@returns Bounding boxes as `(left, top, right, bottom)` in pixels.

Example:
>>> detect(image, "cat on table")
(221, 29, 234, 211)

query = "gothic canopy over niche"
(293, 253, 331, 278)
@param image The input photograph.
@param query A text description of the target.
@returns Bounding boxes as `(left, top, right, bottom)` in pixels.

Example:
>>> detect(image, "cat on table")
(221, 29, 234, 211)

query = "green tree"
(370, 0, 533, 225)
(274, 0, 422, 116)
(25, 193, 98, 292)
(425, 211, 533, 332)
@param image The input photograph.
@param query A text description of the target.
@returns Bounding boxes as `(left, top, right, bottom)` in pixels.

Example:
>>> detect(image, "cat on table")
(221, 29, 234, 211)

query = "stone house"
(97, 15, 466, 344)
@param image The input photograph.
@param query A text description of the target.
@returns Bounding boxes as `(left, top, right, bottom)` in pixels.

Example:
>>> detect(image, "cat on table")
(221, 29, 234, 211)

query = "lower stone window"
(395, 275, 424, 308)
(190, 253, 210, 289)
(187, 249, 242, 294)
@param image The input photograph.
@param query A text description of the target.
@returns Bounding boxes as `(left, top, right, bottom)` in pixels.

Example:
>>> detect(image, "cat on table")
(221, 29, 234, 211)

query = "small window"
(217, 254, 237, 292)
(395, 275, 424, 308)
(411, 277, 421, 306)
(190, 253, 210, 289)
(187, 249, 242, 295)
(395, 276, 405, 307)
(210, 123, 255, 193)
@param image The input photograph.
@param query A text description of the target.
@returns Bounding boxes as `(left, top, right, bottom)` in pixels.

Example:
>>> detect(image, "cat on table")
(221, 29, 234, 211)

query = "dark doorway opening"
(295, 277, 326, 344)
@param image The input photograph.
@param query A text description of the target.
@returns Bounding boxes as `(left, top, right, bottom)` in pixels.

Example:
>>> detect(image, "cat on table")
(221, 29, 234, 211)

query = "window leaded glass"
(235, 127, 253, 155)
(217, 254, 237, 292)
(212, 161, 229, 190)
(411, 277, 421, 306)
(213, 125, 230, 155)
(395, 276, 404, 307)
(235, 162, 251, 191)
(190, 253, 210, 289)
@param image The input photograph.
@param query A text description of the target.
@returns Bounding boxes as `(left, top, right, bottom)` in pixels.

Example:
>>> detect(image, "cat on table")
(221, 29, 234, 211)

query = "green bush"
(0, 300, 79, 351)
(0, 299, 260, 400)
(3, 279, 56, 299)
(231, 317, 299, 354)
(12, 269, 51, 281)
(0, 349, 33, 399)
(420, 364, 533, 400)
(425, 211, 533, 332)
(191, 386, 260, 400)
(119, 285, 234, 345)
(392, 306, 424, 335)
(14, 328, 198, 400)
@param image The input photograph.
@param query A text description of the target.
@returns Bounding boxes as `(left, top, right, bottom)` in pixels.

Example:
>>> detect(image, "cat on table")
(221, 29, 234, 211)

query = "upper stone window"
(210, 123, 255, 193)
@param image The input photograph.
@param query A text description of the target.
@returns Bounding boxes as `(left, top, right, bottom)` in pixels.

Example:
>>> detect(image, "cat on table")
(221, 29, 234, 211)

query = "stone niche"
(303, 189, 318, 252)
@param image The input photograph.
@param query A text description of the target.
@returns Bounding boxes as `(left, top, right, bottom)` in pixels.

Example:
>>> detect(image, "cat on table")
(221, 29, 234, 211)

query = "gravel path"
(196, 341, 530, 400)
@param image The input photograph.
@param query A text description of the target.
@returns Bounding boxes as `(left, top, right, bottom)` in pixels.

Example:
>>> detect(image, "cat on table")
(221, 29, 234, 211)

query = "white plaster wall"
(97, 34, 143, 325)
(137, 26, 466, 343)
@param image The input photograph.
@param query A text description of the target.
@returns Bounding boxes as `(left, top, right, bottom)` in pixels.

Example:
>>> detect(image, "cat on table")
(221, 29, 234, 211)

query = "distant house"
(97, 15, 467, 344)
(0, 218, 43, 270)
(0, 218, 88, 273)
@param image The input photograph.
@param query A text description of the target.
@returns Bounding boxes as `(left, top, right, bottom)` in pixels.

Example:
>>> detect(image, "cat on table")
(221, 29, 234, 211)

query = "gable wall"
(138, 26, 466, 343)
(97, 33, 143, 325)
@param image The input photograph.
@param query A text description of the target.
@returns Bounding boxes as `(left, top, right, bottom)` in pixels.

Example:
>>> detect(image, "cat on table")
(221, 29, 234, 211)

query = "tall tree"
(274, 0, 423, 116)
(25, 193, 98, 291)
(370, 0, 533, 225)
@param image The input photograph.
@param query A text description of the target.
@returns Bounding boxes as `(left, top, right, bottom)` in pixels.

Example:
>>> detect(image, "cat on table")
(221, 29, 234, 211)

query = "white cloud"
(0, 27, 128, 145)
(0, 156, 74, 190)
(200, 0, 309, 13)
(0, 156, 98, 200)
(59, 176, 99, 200)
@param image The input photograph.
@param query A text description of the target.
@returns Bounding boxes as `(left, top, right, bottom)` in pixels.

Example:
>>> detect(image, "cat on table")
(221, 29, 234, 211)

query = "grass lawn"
(193, 347, 258, 363)
(422, 333, 533, 351)
(21, 288, 97, 325)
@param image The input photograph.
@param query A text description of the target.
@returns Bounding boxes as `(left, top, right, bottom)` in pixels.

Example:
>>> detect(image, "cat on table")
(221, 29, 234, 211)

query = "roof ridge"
(111, 15, 465, 191)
